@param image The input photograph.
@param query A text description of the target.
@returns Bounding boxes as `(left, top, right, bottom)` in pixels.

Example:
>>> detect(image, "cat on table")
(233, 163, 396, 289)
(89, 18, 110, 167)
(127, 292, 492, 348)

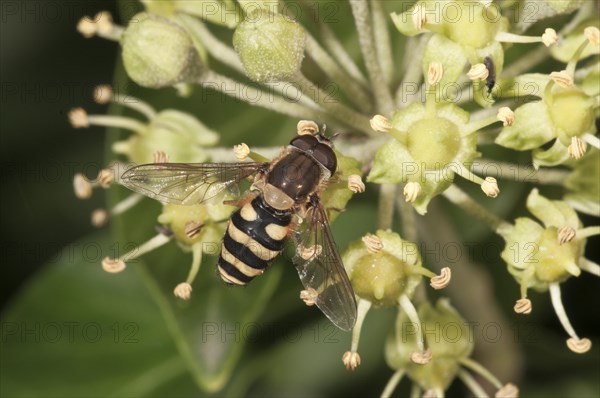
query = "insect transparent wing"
(293, 200, 357, 331)
(120, 162, 263, 205)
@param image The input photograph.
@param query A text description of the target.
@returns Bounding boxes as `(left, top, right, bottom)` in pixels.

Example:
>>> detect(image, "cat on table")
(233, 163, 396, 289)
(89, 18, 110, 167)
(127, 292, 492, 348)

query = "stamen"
(93, 85, 112, 104)
(514, 298, 532, 314)
(297, 120, 319, 136)
(460, 357, 503, 390)
(427, 62, 443, 86)
(233, 143, 250, 161)
(362, 234, 383, 253)
(541, 28, 559, 47)
(430, 267, 451, 289)
(576, 226, 600, 240)
(557, 226, 576, 244)
(495, 383, 520, 398)
(380, 369, 406, 398)
(174, 283, 192, 300)
(584, 26, 600, 46)
(184, 221, 204, 239)
(300, 288, 318, 306)
(495, 30, 556, 47)
(399, 294, 429, 362)
(153, 151, 169, 164)
(549, 70, 574, 88)
(457, 369, 490, 398)
(342, 351, 361, 371)
(73, 173, 93, 199)
(549, 282, 591, 353)
(467, 63, 489, 81)
(582, 133, 600, 150)
(93, 85, 157, 120)
(567, 137, 586, 159)
(76, 16, 97, 38)
(111, 193, 144, 216)
(91, 209, 109, 228)
(481, 177, 500, 198)
(403, 182, 421, 203)
(69, 108, 89, 128)
(347, 174, 366, 193)
(497, 107, 515, 127)
(101, 232, 172, 274)
(578, 258, 600, 277)
(69, 107, 147, 134)
(411, 4, 427, 31)
(566, 337, 592, 354)
(370, 114, 392, 133)
(343, 298, 372, 370)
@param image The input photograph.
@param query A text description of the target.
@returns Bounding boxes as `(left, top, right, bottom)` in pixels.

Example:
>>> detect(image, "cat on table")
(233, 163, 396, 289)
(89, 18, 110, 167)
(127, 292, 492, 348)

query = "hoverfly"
(120, 127, 358, 331)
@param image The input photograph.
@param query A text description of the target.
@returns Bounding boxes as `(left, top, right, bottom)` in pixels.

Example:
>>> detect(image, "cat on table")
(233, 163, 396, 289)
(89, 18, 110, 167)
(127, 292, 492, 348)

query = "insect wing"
(120, 162, 263, 205)
(293, 201, 357, 331)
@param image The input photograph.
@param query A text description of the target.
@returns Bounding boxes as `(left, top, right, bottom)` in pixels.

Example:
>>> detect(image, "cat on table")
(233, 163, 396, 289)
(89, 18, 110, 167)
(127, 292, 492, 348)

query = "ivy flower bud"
(233, 10, 306, 82)
(370, 114, 392, 133)
(549, 70, 574, 88)
(233, 143, 250, 160)
(541, 28, 558, 47)
(297, 120, 319, 135)
(121, 13, 203, 88)
(174, 282, 192, 300)
(583, 26, 600, 46)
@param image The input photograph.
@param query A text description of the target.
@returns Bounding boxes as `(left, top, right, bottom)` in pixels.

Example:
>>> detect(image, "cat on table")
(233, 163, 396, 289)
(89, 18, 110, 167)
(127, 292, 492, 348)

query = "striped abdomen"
(218, 196, 292, 285)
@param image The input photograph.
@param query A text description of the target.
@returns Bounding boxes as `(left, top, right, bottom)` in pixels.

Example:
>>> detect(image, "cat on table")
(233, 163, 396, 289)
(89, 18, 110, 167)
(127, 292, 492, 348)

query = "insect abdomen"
(217, 196, 292, 285)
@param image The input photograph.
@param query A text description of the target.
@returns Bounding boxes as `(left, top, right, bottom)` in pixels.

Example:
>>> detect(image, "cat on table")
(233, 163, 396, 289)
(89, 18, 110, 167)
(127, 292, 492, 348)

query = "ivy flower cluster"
(71, 1, 598, 396)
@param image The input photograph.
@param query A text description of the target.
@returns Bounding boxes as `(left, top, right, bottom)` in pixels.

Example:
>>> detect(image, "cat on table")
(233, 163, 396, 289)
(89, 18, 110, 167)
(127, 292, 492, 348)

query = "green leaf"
(0, 232, 193, 397)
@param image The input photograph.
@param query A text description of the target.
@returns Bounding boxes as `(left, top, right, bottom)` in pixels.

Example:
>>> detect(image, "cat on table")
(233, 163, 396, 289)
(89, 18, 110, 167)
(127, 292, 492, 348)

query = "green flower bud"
(550, 19, 600, 63)
(233, 10, 306, 82)
(113, 109, 219, 164)
(158, 202, 235, 248)
(498, 189, 585, 291)
(121, 13, 204, 88)
(442, 1, 502, 50)
(385, 299, 473, 391)
(342, 230, 423, 306)
(564, 149, 600, 216)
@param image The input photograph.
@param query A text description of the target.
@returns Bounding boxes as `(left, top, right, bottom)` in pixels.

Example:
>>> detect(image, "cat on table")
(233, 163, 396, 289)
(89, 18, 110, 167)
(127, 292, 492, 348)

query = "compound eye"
(290, 135, 317, 151)
(312, 144, 337, 174)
